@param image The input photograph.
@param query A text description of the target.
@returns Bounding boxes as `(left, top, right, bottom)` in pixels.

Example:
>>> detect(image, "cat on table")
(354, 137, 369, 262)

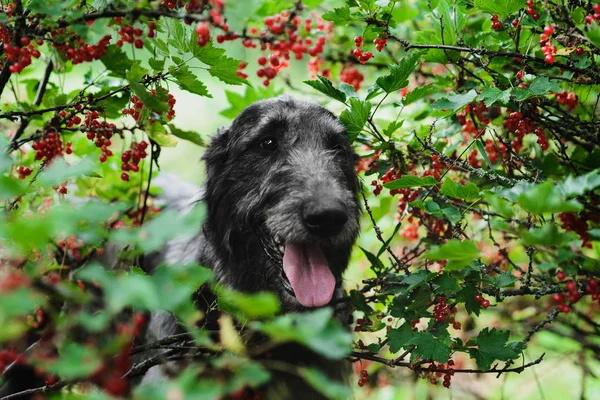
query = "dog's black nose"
(302, 199, 348, 237)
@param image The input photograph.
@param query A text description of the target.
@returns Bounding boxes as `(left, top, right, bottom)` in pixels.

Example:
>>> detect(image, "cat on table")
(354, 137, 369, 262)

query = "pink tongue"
(282, 243, 336, 307)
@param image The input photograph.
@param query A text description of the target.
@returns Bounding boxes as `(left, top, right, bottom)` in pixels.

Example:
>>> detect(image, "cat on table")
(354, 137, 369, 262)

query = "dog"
(141, 95, 361, 398)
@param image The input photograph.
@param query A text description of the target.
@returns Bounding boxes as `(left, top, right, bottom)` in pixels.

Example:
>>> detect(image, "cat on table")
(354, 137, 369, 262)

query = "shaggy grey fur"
(141, 96, 361, 398)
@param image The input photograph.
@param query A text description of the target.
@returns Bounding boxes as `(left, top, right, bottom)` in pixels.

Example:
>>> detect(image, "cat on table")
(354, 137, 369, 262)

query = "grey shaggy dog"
(141, 95, 361, 398)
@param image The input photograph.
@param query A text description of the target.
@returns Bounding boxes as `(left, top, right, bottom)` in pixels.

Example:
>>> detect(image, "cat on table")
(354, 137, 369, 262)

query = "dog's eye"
(260, 137, 277, 151)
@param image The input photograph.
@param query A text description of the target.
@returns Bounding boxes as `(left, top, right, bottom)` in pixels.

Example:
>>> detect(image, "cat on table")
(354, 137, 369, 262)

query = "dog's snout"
(302, 198, 348, 237)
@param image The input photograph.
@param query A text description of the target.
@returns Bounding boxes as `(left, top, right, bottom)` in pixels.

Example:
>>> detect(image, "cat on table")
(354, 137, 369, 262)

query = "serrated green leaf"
(322, 6, 352, 25)
(479, 87, 510, 106)
(424, 239, 481, 271)
(340, 98, 371, 143)
(167, 124, 205, 146)
(432, 90, 478, 112)
(126, 64, 170, 113)
(209, 56, 246, 85)
(101, 45, 133, 78)
(408, 331, 452, 363)
(384, 175, 438, 189)
(170, 65, 211, 98)
(473, 0, 523, 19)
(559, 169, 600, 197)
(383, 120, 404, 137)
(387, 323, 415, 353)
(486, 272, 518, 288)
(376, 52, 422, 93)
(252, 308, 352, 360)
(516, 181, 583, 214)
(468, 328, 521, 371)
(147, 121, 178, 147)
(304, 76, 347, 104)
(440, 179, 481, 201)
(401, 84, 434, 106)
(403, 269, 435, 290)
(522, 223, 577, 247)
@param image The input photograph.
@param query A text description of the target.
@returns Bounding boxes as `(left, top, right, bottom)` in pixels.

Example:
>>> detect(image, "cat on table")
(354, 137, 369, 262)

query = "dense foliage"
(1, 0, 600, 398)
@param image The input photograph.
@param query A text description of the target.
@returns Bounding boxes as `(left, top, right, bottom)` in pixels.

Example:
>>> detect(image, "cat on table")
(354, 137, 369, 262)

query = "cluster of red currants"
(490, 14, 502, 30)
(357, 368, 369, 387)
(116, 23, 149, 49)
(352, 36, 374, 64)
(3, 37, 41, 73)
(474, 293, 491, 308)
(533, 127, 549, 150)
(425, 360, 455, 388)
(540, 25, 556, 64)
(556, 90, 579, 110)
(79, 110, 116, 163)
(373, 36, 388, 51)
(57, 235, 84, 261)
(483, 138, 509, 164)
(52, 29, 111, 65)
(340, 65, 365, 91)
(584, 4, 600, 24)
(432, 296, 460, 330)
(16, 165, 32, 180)
(120, 141, 149, 182)
(559, 212, 591, 248)
(32, 130, 64, 162)
(525, 0, 541, 21)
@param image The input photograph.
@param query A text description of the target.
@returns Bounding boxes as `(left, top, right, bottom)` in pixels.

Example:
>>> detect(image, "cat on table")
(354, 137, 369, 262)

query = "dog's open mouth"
(281, 242, 336, 307)
(260, 233, 336, 307)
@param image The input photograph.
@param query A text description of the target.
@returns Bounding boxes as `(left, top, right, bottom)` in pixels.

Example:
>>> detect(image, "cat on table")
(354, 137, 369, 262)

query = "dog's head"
(202, 95, 360, 311)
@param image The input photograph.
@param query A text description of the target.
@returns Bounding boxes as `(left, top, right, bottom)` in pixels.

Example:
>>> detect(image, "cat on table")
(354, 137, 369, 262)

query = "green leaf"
(101, 45, 134, 78)
(45, 342, 102, 379)
(440, 179, 481, 201)
(339, 98, 371, 143)
(384, 175, 438, 189)
(208, 56, 246, 85)
(408, 330, 452, 363)
(387, 323, 415, 353)
(559, 169, 600, 197)
(401, 84, 434, 106)
(170, 65, 211, 98)
(321, 6, 352, 25)
(376, 52, 422, 93)
(432, 90, 478, 112)
(473, 0, 523, 19)
(476, 139, 493, 169)
(39, 156, 97, 186)
(304, 76, 347, 104)
(252, 308, 352, 360)
(147, 122, 178, 147)
(402, 269, 435, 290)
(167, 124, 205, 146)
(383, 120, 404, 138)
(218, 288, 280, 319)
(126, 64, 169, 113)
(516, 181, 583, 214)
(442, 207, 462, 224)
(529, 77, 561, 96)
(433, 274, 461, 295)
(486, 272, 518, 288)
(522, 223, 576, 247)
(298, 368, 351, 400)
(468, 328, 521, 371)
(424, 239, 481, 271)
(479, 87, 510, 107)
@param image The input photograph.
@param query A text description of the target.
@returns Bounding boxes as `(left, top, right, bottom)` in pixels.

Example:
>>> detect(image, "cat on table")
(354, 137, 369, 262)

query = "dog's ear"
(202, 126, 230, 168)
